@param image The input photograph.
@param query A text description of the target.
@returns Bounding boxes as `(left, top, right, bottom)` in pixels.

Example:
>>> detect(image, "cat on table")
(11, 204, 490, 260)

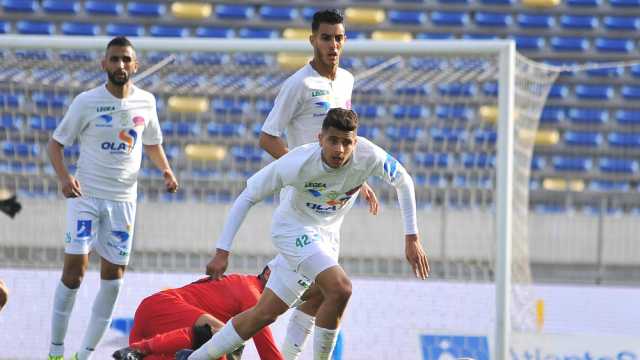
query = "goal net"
(0, 36, 559, 359)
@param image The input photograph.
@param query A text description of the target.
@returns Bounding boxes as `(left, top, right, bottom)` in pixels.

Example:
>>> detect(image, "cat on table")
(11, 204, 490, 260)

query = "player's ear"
(100, 57, 107, 71)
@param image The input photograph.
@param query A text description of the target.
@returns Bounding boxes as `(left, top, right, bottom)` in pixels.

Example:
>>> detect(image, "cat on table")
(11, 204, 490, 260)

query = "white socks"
(76, 278, 122, 360)
(189, 320, 245, 360)
(313, 326, 339, 360)
(49, 281, 79, 357)
(281, 310, 315, 360)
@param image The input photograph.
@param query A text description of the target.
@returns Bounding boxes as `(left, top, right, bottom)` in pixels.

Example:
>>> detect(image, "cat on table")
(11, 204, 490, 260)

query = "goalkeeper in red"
(182, 108, 430, 360)
(112, 267, 284, 360)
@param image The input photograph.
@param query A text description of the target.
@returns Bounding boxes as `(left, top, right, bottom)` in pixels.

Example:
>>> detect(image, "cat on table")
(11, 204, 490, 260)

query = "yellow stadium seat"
(171, 2, 212, 20)
(185, 144, 226, 162)
(522, 0, 560, 8)
(345, 8, 385, 26)
(535, 129, 560, 146)
(542, 178, 584, 192)
(0, 188, 12, 199)
(568, 179, 585, 192)
(277, 53, 311, 71)
(479, 105, 498, 124)
(283, 28, 311, 40)
(371, 31, 412, 42)
(167, 96, 209, 113)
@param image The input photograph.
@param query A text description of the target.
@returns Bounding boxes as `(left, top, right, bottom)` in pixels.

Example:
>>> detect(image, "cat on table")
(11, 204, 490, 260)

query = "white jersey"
(53, 84, 162, 202)
(261, 63, 354, 148)
(216, 137, 418, 251)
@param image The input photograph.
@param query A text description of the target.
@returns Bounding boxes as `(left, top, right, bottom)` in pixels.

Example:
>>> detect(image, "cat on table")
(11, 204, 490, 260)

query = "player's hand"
(60, 175, 82, 198)
(405, 234, 429, 280)
(206, 249, 230, 279)
(360, 182, 379, 215)
(163, 169, 178, 193)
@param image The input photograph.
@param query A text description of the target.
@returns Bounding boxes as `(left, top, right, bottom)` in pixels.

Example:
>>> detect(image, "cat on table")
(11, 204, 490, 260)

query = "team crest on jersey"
(311, 89, 329, 97)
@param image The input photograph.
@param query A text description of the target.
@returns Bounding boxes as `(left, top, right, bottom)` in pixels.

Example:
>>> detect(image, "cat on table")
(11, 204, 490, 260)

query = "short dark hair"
(106, 36, 133, 50)
(312, 9, 344, 32)
(322, 108, 358, 132)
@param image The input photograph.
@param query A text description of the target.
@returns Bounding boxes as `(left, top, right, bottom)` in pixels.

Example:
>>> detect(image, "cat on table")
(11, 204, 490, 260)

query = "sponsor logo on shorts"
(76, 220, 92, 238)
(108, 228, 131, 257)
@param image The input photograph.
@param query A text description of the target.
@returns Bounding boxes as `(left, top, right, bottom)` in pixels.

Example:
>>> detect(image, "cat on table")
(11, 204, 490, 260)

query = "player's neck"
(105, 82, 132, 99)
(310, 59, 338, 81)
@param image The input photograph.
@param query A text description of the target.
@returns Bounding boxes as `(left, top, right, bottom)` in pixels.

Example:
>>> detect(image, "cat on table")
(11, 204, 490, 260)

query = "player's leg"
(300, 254, 351, 360)
(281, 285, 322, 360)
(76, 199, 134, 359)
(49, 197, 96, 359)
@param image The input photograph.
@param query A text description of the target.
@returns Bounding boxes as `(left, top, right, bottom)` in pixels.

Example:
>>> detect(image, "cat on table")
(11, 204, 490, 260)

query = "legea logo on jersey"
(420, 335, 489, 360)
(97, 105, 116, 113)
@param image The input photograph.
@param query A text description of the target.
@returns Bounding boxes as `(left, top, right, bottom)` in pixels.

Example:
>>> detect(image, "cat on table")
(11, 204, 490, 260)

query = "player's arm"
(259, 77, 302, 159)
(207, 160, 287, 278)
(143, 144, 178, 193)
(375, 152, 430, 280)
(47, 98, 84, 198)
(259, 132, 289, 159)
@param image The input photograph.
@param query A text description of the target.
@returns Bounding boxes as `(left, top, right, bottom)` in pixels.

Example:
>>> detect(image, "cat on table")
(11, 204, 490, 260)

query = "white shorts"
(266, 227, 341, 307)
(64, 196, 136, 266)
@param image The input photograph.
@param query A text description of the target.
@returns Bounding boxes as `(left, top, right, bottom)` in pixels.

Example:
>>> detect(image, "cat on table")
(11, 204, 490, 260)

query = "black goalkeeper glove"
(0, 195, 22, 219)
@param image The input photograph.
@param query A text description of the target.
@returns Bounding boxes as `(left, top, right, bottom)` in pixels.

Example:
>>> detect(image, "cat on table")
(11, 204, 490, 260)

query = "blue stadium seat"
(431, 11, 469, 26)
(517, 13, 554, 28)
(2, 141, 39, 158)
(29, 114, 58, 132)
(475, 12, 512, 27)
(609, 0, 640, 6)
(207, 122, 246, 137)
(260, 5, 296, 21)
(548, 84, 569, 99)
(438, 0, 469, 3)
(567, 108, 608, 124)
(608, 132, 640, 148)
(353, 104, 384, 119)
(566, 0, 601, 6)
(550, 37, 589, 52)
(357, 124, 381, 140)
(540, 107, 565, 124)
(437, 83, 476, 97)
(631, 65, 640, 78)
(563, 131, 602, 147)
(2, 0, 36, 12)
(196, 26, 234, 38)
(0, 113, 22, 132)
(128, 2, 165, 17)
(161, 121, 199, 137)
(616, 109, 640, 126)
(394, 84, 429, 96)
(43, 0, 78, 14)
(462, 153, 495, 168)
(479, 0, 515, 4)
(231, 145, 264, 163)
(599, 157, 638, 174)
(385, 125, 424, 141)
(595, 38, 634, 53)
(150, 25, 189, 37)
(85, 1, 122, 16)
(586, 65, 623, 77)
(63, 144, 80, 158)
(531, 156, 546, 171)
(513, 35, 545, 50)
(212, 98, 248, 115)
(560, 15, 598, 29)
(59, 50, 96, 62)
(621, 86, 640, 99)
(0, 21, 8, 33)
(435, 104, 472, 120)
(388, 10, 427, 25)
(107, 23, 144, 37)
(588, 180, 630, 192)
(17, 20, 55, 35)
(391, 105, 430, 119)
(33, 92, 68, 109)
(216, 4, 254, 20)
(0, 93, 24, 108)
(552, 156, 592, 172)
(346, 31, 367, 39)
(482, 82, 498, 96)
(475, 129, 497, 144)
(191, 52, 230, 66)
(416, 33, 454, 40)
(430, 127, 467, 142)
(603, 16, 640, 31)
(414, 152, 450, 168)
(462, 34, 499, 40)
(302, 7, 316, 21)
(575, 84, 614, 100)
(238, 28, 278, 39)
(61, 22, 99, 36)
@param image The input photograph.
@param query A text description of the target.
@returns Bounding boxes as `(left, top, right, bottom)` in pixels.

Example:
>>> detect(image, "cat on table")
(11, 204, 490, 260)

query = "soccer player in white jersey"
(251, 9, 379, 358)
(181, 108, 430, 360)
(46, 36, 178, 360)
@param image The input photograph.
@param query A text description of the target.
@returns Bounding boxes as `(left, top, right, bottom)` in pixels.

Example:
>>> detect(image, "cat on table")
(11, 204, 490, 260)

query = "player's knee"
(61, 272, 83, 289)
(192, 323, 213, 350)
(324, 278, 352, 305)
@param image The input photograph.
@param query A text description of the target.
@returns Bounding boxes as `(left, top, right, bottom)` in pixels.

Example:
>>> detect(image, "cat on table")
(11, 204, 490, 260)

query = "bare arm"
(405, 234, 430, 280)
(47, 138, 82, 198)
(259, 132, 289, 159)
(143, 144, 178, 193)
